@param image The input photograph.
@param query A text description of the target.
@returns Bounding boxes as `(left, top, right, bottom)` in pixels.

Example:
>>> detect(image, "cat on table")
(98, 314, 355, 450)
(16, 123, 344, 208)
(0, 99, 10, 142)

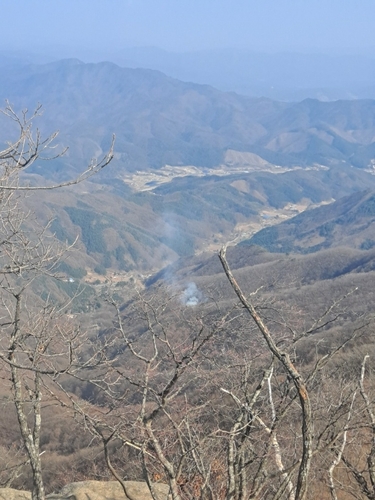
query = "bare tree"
(217, 245, 375, 500)
(0, 103, 113, 500)
(62, 289, 236, 500)
(49, 240, 372, 500)
(332, 355, 375, 500)
(218, 246, 313, 500)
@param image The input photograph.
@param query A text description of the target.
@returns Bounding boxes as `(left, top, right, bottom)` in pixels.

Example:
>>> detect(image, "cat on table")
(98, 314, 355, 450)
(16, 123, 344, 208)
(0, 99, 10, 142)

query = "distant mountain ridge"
(3, 47, 375, 101)
(1, 59, 375, 179)
(110, 48, 375, 101)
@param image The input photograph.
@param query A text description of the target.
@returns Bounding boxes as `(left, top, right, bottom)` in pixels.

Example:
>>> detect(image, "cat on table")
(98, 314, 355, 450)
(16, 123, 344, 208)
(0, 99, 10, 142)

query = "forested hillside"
(2, 59, 375, 500)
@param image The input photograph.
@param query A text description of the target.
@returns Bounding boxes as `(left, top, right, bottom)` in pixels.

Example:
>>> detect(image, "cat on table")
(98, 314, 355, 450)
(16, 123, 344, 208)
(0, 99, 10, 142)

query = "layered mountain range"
(1, 58, 375, 282)
(2, 56, 375, 497)
(1, 59, 375, 178)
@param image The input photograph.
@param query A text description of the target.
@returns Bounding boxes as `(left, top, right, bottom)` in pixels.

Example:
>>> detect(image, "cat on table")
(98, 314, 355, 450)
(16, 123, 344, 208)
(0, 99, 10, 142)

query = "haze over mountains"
(1, 55, 375, 281)
(3, 47, 375, 101)
(106, 47, 375, 101)
(2, 57, 375, 179)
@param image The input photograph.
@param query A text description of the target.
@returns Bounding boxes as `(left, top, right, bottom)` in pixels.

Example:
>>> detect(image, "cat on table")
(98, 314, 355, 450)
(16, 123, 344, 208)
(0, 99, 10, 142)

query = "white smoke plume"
(181, 282, 203, 306)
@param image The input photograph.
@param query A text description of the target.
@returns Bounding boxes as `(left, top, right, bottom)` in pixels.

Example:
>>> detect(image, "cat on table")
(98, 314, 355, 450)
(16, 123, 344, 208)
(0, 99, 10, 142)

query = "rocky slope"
(0, 481, 170, 500)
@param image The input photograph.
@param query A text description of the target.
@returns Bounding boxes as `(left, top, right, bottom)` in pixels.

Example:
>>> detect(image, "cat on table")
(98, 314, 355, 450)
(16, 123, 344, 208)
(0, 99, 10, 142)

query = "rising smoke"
(181, 282, 203, 306)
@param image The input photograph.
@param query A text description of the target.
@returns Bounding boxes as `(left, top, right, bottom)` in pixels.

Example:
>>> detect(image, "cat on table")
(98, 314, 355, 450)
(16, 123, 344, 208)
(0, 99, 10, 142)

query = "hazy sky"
(1, 0, 374, 55)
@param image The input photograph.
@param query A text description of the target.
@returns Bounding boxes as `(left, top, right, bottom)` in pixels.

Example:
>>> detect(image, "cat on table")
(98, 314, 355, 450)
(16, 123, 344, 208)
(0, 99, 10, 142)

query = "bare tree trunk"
(219, 246, 313, 500)
(328, 391, 356, 500)
(11, 366, 45, 500)
(227, 412, 243, 500)
(8, 294, 45, 500)
(145, 421, 181, 500)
